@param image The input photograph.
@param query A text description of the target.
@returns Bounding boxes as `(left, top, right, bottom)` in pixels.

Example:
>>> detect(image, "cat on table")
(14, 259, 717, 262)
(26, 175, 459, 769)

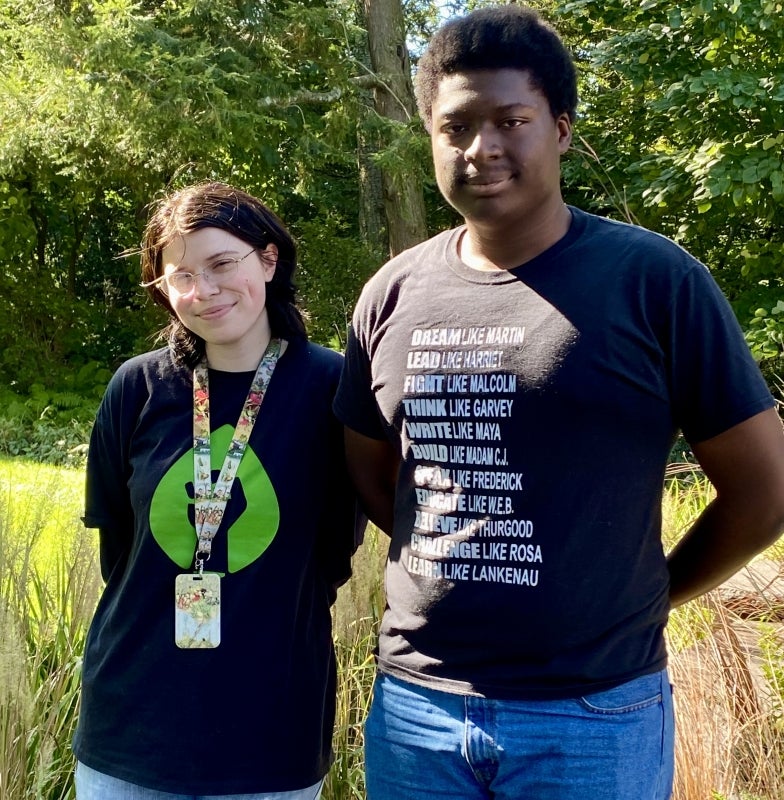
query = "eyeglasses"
(142, 247, 262, 295)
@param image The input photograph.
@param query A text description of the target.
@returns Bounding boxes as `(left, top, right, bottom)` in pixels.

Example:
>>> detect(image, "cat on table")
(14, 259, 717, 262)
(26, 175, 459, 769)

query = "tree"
(361, 0, 429, 254)
(558, 0, 784, 383)
(0, 0, 412, 384)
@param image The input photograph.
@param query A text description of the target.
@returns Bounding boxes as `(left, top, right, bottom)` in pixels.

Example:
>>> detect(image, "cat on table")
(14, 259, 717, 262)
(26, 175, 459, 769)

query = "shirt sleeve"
(333, 322, 388, 440)
(668, 261, 774, 443)
(84, 369, 136, 580)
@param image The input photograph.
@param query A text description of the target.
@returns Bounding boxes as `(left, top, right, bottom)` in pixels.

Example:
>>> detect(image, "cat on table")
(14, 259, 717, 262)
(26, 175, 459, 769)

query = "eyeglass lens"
(166, 248, 258, 293)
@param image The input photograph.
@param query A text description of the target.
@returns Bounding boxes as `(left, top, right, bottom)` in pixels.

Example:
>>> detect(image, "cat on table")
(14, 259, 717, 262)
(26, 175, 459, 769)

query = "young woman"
(74, 182, 360, 800)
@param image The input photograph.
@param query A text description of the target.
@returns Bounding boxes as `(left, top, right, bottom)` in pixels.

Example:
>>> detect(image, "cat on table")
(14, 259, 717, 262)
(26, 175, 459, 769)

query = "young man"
(334, 6, 784, 799)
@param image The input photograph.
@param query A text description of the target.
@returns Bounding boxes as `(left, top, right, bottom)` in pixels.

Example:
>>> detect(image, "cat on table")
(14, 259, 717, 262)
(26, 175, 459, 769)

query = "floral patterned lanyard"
(191, 338, 281, 573)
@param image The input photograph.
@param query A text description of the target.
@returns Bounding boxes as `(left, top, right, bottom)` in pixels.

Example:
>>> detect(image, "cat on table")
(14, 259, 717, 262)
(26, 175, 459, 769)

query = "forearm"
(667, 496, 783, 608)
(668, 408, 784, 607)
(355, 485, 396, 536)
(344, 427, 400, 536)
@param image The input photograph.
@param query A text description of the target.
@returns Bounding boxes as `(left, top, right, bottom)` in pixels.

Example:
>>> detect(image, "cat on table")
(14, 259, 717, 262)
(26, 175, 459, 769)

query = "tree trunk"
(362, 0, 428, 256)
(356, 115, 388, 253)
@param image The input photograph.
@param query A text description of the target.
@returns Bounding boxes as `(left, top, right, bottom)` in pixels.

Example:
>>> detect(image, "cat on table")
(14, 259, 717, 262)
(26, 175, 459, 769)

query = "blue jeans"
(75, 762, 324, 800)
(365, 670, 674, 800)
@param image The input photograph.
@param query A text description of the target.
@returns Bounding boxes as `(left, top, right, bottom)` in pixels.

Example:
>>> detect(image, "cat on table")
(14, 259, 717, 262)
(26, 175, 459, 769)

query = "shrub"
(0, 369, 104, 466)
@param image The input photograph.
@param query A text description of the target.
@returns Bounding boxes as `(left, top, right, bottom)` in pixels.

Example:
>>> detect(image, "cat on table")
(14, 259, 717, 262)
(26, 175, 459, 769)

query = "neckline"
(444, 206, 584, 284)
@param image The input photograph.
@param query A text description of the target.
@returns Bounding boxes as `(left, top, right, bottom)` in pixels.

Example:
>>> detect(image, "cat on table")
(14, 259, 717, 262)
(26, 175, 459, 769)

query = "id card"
(175, 572, 221, 649)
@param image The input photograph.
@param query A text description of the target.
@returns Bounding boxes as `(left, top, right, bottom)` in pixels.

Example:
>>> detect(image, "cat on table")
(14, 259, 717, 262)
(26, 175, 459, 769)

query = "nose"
(191, 269, 220, 297)
(464, 125, 501, 162)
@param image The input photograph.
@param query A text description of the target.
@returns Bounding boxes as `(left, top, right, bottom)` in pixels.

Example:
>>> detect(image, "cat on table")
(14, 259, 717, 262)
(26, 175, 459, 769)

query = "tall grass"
(3, 459, 784, 799)
(664, 475, 784, 800)
(325, 528, 387, 800)
(0, 457, 389, 800)
(0, 459, 99, 800)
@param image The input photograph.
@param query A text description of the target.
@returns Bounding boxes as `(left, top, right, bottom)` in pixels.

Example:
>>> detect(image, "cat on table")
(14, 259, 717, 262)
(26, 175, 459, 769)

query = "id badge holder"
(175, 572, 221, 649)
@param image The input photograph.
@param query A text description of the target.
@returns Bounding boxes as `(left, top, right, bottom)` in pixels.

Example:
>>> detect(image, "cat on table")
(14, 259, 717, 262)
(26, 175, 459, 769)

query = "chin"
(460, 201, 517, 224)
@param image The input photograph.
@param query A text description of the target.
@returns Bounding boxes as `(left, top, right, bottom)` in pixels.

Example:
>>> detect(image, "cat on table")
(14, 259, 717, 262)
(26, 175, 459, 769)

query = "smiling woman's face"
(161, 227, 278, 369)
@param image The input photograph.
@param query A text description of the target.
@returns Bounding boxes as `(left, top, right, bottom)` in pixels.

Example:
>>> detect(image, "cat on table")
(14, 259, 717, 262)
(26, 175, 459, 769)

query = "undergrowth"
(3, 460, 784, 799)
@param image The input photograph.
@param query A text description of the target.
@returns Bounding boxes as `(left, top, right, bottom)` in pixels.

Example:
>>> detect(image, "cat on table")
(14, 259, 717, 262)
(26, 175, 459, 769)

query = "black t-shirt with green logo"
(75, 338, 358, 793)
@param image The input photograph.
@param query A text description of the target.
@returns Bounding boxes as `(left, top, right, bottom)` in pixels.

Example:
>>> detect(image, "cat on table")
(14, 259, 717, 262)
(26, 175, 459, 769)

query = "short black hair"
(415, 5, 578, 131)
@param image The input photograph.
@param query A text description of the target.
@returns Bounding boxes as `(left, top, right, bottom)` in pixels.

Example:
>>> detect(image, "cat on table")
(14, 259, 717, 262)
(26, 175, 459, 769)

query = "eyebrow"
(438, 103, 538, 118)
(204, 249, 244, 261)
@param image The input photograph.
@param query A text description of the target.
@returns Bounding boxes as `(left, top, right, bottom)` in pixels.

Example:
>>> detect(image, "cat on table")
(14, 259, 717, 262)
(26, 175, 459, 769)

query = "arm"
(315, 411, 368, 599)
(667, 407, 784, 607)
(344, 426, 400, 536)
(97, 525, 133, 582)
(85, 376, 135, 582)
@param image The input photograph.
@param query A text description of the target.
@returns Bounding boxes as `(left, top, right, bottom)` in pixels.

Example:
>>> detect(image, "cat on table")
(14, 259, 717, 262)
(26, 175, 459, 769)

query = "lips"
(462, 171, 513, 188)
(461, 177, 513, 199)
(197, 302, 236, 320)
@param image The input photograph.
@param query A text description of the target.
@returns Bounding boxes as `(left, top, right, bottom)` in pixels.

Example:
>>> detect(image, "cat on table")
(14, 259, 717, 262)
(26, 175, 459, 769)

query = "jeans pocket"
(578, 671, 664, 715)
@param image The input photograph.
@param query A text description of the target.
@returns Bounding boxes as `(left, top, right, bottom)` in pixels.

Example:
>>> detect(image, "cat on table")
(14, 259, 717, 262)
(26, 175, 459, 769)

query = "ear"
(260, 243, 278, 282)
(556, 113, 573, 154)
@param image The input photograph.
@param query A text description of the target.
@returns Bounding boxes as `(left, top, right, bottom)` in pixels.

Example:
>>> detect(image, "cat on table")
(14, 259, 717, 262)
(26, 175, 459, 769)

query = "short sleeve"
(84, 368, 138, 579)
(333, 323, 388, 440)
(668, 263, 774, 443)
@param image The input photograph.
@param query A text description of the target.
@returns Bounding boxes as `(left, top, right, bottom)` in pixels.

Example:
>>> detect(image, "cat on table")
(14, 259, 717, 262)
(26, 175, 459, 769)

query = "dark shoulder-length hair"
(140, 181, 307, 366)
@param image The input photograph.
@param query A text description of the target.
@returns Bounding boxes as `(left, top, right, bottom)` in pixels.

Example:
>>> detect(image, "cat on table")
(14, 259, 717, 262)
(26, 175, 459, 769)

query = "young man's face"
(430, 69, 572, 231)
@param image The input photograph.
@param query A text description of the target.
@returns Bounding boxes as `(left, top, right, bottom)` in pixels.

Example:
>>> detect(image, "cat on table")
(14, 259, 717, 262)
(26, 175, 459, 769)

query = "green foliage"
(0, 0, 400, 389)
(295, 216, 384, 346)
(323, 616, 377, 800)
(0, 417, 91, 467)
(746, 302, 784, 366)
(559, 0, 784, 373)
(760, 624, 784, 725)
(3, 0, 777, 387)
(0, 366, 103, 465)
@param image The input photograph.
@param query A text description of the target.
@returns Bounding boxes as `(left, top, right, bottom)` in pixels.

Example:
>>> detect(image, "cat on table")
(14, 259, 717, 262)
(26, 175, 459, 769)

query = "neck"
(205, 332, 272, 372)
(461, 202, 571, 271)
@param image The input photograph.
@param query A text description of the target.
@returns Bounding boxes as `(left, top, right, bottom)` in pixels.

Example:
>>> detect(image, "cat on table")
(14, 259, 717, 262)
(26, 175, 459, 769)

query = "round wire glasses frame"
(141, 247, 264, 295)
